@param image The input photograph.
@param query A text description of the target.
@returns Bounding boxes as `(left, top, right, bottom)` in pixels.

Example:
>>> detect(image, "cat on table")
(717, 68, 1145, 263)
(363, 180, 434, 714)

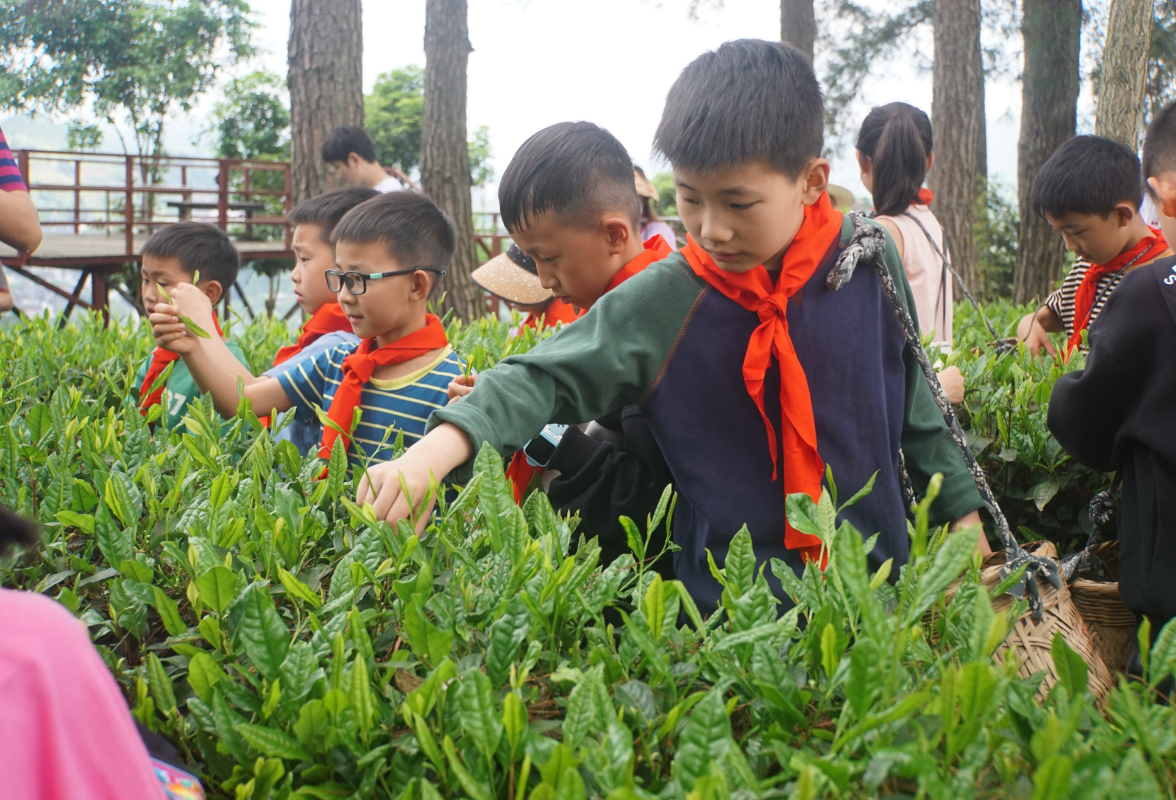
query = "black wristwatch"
(522, 424, 569, 468)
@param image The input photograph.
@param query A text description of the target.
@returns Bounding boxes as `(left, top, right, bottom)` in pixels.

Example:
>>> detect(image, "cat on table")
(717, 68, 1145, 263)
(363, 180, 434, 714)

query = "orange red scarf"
(273, 302, 352, 366)
(680, 193, 842, 562)
(317, 314, 449, 461)
(139, 314, 224, 415)
(604, 235, 673, 293)
(521, 298, 580, 331)
(506, 236, 673, 503)
(1067, 227, 1170, 355)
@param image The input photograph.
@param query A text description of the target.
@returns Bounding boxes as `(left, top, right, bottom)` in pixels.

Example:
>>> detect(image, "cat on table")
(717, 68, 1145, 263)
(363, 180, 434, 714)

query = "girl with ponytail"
(856, 102, 963, 403)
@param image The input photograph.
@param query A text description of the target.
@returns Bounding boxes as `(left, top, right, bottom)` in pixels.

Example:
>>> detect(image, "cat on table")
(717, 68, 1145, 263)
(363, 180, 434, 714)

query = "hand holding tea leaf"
(156, 280, 212, 339)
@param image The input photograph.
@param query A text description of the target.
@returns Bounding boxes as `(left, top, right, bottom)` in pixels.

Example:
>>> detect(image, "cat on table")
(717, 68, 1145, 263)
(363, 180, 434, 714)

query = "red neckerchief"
(521, 298, 580, 331)
(680, 192, 842, 562)
(604, 235, 673, 293)
(505, 239, 672, 503)
(917, 188, 933, 205)
(274, 302, 352, 366)
(318, 314, 449, 460)
(139, 313, 225, 415)
(1067, 227, 1170, 354)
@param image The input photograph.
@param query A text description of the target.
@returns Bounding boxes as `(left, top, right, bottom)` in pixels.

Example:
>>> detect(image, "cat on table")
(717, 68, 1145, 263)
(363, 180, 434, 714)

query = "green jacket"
(433, 216, 982, 609)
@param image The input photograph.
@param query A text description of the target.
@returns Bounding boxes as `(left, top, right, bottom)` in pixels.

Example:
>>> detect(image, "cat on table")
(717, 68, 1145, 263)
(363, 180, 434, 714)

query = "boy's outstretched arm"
(150, 285, 292, 419)
(356, 423, 474, 527)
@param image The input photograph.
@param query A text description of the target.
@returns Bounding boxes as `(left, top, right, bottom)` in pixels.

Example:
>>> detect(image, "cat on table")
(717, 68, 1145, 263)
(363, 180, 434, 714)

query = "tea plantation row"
(0, 308, 1172, 799)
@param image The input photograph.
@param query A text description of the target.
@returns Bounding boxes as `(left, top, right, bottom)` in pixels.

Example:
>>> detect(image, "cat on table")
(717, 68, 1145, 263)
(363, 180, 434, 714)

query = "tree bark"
(421, 0, 478, 320)
(929, 0, 986, 300)
(781, 0, 816, 62)
(1095, 0, 1155, 149)
(287, 0, 363, 205)
(1013, 0, 1081, 303)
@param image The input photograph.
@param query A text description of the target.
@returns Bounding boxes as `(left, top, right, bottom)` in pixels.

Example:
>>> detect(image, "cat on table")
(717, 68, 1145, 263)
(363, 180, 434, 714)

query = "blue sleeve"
(262, 332, 360, 379)
(276, 347, 334, 422)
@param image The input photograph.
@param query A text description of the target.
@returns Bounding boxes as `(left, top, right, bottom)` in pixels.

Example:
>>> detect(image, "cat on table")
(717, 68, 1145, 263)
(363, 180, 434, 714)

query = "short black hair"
(1031, 135, 1143, 219)
(290, 186, 380, 242)
(140, 222, 239, 288)
(321, 126, 378, 164)
(0, 506, 39, 557)
(653, 39, 823, 178)
(498, 121, 641, 232)
(331, 192, 455, 285)
(1143, 100, 1176, 198)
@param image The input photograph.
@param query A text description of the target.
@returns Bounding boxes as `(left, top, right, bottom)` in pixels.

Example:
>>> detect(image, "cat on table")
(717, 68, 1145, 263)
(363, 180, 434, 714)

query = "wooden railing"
(12, 149, 294, 255)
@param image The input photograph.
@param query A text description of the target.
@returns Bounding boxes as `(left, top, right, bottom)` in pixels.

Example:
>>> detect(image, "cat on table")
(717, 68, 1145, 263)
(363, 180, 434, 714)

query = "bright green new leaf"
(150, 585, 186, 636)
(1050, 632, 1087, 700)
(238, 582, 291, 680)
(278, 567, 322, 609)
(186, 652, 222, 703)
(195, 565, 237, 613)
(237, 723, 309, 761)
(1030, 755, 1073, 800)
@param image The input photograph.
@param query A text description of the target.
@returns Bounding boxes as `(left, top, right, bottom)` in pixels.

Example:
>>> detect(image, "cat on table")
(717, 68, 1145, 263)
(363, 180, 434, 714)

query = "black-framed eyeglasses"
(325, 267, 446, 295)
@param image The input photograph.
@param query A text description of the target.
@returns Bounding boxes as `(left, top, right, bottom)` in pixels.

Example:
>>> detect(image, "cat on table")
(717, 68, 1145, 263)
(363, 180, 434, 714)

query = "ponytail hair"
(855, 102, 933, 217)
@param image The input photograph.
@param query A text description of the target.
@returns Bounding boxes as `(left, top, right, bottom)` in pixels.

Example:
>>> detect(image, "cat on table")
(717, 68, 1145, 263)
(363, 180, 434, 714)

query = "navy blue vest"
(643, 243, 909, 615)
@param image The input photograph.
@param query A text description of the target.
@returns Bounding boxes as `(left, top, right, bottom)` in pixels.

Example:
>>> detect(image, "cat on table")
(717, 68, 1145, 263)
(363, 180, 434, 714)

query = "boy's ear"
(1148, 175, 1176, 218)
(602, 214, 634, 255)
(1113, 202, 1137, 227)
(801, 158, 831, 206)
(412, 269, 434, 300)
(199, 280, 224, 306)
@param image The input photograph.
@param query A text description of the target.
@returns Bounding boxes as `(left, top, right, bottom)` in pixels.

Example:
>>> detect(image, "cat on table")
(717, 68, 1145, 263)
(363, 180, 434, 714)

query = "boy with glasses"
(149, 191, 463, 472)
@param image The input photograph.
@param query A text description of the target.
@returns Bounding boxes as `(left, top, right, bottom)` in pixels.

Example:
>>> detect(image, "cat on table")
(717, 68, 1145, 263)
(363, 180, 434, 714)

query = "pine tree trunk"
(929, 0, 986, 300)
(287, 0, 363, 205)
(1013, 0, 1081, 303)
(781, 0, 815, 62)
(1095, 0, 1155, 148)
(421, 0, 478, 320)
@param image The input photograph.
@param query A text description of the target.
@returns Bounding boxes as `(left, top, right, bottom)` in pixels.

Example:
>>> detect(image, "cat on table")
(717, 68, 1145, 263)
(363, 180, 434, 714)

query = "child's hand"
(937, 366, 965, 405)
(355, 423, 474, 529)
(951, 510, 993, 557)
(446, 374, 477, 404)
(149, 304, 198, 354)
(1017, 309, 1058, 359)
(166, 283, 217, 334)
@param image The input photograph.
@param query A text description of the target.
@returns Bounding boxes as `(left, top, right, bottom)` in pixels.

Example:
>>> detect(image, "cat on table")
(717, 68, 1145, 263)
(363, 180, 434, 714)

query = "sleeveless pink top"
(876, 204, 954, 346)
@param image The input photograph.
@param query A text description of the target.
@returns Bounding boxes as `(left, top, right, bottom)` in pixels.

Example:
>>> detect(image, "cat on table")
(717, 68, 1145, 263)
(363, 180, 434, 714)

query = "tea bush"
(1, 310, 1173, 800)
(948, 302, 1106, 551)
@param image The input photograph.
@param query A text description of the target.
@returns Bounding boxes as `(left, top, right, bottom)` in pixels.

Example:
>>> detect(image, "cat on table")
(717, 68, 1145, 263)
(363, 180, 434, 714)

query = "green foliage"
(652, 171, 678, 217)
(972, 178, 1020, 301)
(1, 309, 1173, 798)
(366, 67, 426, 175)
(206, 70, 289, 161)
(0, 0, 255, 161)
(364, 66, 494, 188)
(949, 301, 1105, 549)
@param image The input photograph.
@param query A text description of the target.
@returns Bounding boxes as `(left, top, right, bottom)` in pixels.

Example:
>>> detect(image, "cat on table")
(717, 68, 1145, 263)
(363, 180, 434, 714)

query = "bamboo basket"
(1069, 541, 1136, 673)
(945, 541, 1115, 701)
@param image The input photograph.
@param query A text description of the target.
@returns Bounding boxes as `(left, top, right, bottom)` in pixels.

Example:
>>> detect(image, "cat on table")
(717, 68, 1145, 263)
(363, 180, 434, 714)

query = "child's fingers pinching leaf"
(157, 283, 212, 338)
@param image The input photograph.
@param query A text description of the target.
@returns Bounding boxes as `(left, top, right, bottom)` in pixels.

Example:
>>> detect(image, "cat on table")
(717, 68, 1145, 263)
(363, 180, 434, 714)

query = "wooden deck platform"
(0, 233, 292, 264)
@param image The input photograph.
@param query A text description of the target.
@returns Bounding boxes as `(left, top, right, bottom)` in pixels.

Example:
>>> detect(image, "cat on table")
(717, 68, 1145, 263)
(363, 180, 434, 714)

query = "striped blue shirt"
(277, 342, 464, 469)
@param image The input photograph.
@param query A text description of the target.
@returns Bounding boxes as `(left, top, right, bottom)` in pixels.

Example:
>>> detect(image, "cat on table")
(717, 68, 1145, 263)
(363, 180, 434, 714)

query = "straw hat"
(634, 169, 659, 200)
(471, 244, 552, 305)
(827, 184, 856, 212)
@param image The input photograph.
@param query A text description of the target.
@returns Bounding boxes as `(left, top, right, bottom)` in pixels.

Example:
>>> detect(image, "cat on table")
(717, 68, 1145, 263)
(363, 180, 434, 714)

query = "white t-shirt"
(374, 176, 401, 193)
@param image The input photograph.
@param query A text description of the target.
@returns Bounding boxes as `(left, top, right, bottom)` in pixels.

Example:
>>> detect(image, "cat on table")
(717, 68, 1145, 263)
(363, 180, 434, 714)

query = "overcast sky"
(239, 0, 1039, 208)
(4, 0, 1095, 209)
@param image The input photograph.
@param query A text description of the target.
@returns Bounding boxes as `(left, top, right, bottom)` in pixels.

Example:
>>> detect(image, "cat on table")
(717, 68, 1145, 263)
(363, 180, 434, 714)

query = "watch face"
(523, 435, 557, 467)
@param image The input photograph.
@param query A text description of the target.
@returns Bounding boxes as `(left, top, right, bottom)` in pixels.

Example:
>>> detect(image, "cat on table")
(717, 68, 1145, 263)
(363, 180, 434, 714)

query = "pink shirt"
(0, 589, 165, 800)
(876, 204, 954, 346)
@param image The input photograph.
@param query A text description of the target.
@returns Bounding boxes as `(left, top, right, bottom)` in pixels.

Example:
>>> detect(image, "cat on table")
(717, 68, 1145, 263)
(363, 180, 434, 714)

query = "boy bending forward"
(361, 40, 984, 614)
